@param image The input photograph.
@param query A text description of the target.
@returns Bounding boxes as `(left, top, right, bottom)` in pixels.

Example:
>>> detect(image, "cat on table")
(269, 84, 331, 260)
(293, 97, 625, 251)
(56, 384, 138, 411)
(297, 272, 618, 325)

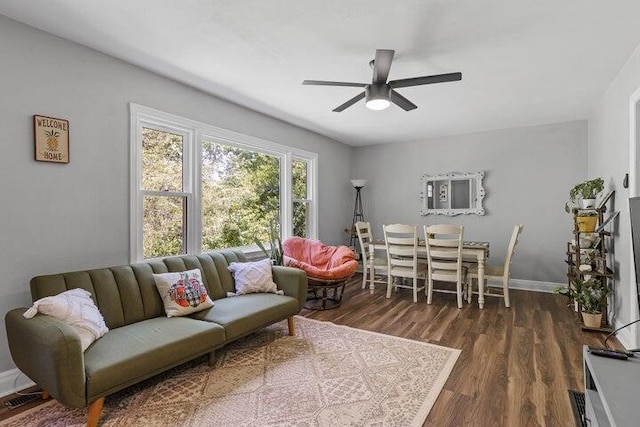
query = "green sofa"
(5, 250, 307, 427)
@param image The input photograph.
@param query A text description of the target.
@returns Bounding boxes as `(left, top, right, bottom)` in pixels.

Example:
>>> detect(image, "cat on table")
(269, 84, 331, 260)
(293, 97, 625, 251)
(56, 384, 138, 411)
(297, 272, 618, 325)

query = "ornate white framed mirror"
(420, 171, 485, 216)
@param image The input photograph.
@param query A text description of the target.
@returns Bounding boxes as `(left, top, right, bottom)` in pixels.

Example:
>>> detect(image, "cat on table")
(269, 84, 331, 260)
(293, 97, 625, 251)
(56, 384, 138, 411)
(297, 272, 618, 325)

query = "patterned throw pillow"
(152, 269, 214, 317)
(227, 258, 283, 296)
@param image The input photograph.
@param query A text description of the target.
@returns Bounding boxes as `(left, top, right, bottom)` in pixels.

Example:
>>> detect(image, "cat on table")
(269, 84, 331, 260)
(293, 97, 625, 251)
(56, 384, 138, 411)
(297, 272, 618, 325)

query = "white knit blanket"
(24, 288, 109, 351)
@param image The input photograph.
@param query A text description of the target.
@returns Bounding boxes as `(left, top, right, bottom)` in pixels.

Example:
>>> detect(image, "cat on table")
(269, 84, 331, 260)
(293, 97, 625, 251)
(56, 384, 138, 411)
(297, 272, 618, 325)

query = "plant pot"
(582, 311, 603, 328)
(580, 198, 596, 209)
(576, 216, 598, 232)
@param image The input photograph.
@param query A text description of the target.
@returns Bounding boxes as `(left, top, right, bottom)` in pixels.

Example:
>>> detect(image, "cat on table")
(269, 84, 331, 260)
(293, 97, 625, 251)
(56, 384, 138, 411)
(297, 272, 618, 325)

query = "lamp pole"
(349, 180, 367, 249)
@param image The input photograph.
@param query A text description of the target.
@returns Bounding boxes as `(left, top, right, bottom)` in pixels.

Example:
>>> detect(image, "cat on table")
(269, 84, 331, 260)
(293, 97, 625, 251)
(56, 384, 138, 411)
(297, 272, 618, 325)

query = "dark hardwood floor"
(300, 276, 617, 427)
(0, 275, 619, 426)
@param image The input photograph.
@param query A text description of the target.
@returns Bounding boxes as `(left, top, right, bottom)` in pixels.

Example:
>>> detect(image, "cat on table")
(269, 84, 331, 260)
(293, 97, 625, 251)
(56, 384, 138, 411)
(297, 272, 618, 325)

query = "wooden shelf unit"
(565, 200, 615, 332)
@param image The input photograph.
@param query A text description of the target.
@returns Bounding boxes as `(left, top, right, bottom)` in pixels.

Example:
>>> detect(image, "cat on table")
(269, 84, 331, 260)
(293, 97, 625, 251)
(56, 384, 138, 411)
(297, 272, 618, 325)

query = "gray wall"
(352, 121, 588, 283)
(588, 43, 640, 348)
(0, 17, 353, 373)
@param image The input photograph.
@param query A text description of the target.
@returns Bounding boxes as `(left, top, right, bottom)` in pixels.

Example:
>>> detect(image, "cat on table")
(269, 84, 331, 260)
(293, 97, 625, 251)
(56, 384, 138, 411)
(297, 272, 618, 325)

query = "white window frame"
(129, 103, 318, 262)
(292, 156, 315, 238)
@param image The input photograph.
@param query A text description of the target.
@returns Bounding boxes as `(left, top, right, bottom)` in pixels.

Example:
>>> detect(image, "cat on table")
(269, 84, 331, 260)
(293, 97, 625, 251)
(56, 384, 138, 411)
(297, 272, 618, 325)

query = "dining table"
(371, 240, 491, 308)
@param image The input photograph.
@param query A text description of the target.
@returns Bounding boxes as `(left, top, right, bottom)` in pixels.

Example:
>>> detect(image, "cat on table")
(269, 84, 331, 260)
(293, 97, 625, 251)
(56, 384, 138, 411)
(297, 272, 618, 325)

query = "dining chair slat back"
(468, 224, 523, 307)
(424, 224, 467, 308)
(383, 223, 427, 303)
(503, 224, 524, 276)
(355, 221, 388, 293)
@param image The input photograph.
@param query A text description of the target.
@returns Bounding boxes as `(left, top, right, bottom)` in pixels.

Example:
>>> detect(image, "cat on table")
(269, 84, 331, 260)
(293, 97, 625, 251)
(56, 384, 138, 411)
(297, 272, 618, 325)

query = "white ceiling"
(2, 0, 640, 146)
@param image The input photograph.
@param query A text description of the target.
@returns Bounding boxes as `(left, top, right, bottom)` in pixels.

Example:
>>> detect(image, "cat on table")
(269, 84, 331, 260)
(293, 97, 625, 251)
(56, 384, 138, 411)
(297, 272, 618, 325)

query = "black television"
(628, 197, 640, 317)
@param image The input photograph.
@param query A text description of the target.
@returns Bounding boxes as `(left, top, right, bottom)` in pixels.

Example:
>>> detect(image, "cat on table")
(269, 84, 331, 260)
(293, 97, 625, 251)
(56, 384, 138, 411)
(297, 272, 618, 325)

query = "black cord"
(603, 318, 640, 350)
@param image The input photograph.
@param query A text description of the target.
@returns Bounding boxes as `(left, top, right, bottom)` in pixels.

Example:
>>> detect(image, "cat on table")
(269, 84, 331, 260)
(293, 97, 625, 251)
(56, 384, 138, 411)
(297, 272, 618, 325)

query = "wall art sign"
(34, 115, 69, 163)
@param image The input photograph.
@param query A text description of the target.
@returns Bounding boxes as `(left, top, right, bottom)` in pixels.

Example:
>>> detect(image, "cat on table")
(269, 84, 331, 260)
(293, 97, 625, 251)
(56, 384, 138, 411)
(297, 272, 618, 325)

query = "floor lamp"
(349, 179, 367, 249)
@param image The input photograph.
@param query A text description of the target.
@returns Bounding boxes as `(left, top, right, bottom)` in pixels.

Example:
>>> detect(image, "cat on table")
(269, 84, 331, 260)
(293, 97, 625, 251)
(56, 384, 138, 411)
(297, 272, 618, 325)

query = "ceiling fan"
(302, 49, 461, 112)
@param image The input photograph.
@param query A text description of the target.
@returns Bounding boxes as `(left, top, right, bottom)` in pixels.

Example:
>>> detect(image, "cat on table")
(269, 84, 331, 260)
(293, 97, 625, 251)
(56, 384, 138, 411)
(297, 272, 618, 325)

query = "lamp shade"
(350, 179, 367, 188)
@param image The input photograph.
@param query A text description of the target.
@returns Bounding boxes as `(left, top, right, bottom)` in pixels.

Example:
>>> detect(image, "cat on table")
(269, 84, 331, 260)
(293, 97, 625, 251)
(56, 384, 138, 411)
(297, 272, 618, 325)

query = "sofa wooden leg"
(287, 317, 295, 336)
(41, 390, 49, 400)
(208, 350, 216, 367)
(86, 397, 104, 427)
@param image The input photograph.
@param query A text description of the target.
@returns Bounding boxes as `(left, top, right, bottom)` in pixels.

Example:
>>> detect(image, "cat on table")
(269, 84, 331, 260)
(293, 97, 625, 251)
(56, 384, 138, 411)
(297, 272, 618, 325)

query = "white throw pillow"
(228, 258, 283, 296)
(152, 269, 214, 317)
(23, 288, 109, 352)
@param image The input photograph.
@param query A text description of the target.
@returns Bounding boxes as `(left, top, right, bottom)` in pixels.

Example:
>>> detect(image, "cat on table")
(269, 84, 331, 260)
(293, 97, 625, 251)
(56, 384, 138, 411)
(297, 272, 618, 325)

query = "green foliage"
(574, 278, 608, 313)
(141, 128, 183, 192)
(201, 142, 281, 250)
(253, 220, 284, 265)
(143, 196, 184, 258)
(292, 160, 308, 238)
(565, 178, 604, 213)
(141, 128, 185, 258)
(141, 131, 309, 258)
(556, 277, 609, 314)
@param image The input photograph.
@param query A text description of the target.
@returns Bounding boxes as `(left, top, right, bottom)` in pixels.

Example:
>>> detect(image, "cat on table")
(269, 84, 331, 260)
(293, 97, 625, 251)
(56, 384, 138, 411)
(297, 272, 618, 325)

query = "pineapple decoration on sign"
(34, 115, 69, 163)
(45, 130, 60, 151)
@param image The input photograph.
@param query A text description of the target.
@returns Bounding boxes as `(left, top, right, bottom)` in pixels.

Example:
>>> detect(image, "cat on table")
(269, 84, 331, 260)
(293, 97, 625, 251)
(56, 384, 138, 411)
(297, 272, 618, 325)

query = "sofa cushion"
(152, 269, 214, 317)
(84, 317, 225, 400)
(189, 293, 299, 341)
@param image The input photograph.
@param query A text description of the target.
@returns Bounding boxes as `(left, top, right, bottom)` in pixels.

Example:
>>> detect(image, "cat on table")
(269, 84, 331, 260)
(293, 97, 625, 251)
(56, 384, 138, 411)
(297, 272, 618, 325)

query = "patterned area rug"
(3, 316, 460, 427)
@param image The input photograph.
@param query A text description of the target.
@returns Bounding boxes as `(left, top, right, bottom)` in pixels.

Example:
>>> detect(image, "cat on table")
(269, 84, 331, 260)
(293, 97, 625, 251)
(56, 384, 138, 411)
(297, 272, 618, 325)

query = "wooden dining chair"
(424, 224, 467, 308)
(467, 224, 524, 308)
(383, 224, 427, 303)
(355, 221, 388, 293)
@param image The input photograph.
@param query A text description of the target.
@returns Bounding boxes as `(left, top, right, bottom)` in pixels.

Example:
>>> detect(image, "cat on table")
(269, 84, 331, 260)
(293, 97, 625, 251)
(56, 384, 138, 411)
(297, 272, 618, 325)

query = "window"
(140, 127, 190, 259)
(130, 104, 317, 261)
(201, 140, 281, 250)
(292, 158, 311, 237)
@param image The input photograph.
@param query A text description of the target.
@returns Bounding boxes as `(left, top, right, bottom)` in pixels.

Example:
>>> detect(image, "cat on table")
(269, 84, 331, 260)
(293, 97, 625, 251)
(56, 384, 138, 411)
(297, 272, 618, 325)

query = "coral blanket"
(283, 237, 358, 280)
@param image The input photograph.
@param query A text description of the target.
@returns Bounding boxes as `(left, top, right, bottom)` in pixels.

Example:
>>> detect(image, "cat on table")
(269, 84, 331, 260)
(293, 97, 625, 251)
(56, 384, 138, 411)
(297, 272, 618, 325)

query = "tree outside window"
(292, 159, 310, 238)
(131, 104, 317, 261)
(201, 141, 280, 250)
(141, 128, 186, 258)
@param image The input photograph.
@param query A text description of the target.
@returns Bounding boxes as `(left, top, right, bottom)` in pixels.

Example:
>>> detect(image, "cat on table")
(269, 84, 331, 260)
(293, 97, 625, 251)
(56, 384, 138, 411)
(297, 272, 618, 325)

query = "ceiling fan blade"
(390, 90, 418, 111)
(389, 72, 462, 89)
(302, 80, 366, 88)
(372, 49, 395, 84)
(332, 92, 366, 112)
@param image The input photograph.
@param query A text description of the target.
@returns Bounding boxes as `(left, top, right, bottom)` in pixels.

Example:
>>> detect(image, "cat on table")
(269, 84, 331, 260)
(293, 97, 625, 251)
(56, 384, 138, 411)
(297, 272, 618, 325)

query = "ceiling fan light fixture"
(303, 49, 461, 112)
(365, 85, 391, 111)
(365, 98, 391, 111)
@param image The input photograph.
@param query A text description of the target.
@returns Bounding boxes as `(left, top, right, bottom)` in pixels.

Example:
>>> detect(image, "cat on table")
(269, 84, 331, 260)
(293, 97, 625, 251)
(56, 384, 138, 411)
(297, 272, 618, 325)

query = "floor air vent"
(568, 390, 586, 427)
(3, 393, 41, 410)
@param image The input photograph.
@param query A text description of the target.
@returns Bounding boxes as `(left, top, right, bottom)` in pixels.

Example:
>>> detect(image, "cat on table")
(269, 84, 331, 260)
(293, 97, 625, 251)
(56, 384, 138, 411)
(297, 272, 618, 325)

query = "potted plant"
(571, 277, 609, 328)
(253, 220, 284, 265)
(565, 178, 605, 211)
(575, 210, 599, 233)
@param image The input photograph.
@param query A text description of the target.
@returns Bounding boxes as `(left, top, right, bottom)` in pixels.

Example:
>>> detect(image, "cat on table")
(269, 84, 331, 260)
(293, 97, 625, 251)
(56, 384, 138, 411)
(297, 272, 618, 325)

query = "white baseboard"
(504, 279, 563, 293)
(355, 272, 561, 294)
(0, 368, 35, 398)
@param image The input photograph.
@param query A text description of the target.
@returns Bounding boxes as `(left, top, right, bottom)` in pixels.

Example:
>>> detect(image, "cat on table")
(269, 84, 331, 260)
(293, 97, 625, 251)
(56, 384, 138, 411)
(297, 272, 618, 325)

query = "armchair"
(282, 237, 358, 309)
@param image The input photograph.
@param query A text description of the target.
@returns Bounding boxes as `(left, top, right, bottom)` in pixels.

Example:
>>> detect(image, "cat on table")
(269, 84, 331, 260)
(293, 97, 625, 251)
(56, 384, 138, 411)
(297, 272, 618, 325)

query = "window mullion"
(191, 130, 203, 254)
(281, 153, 292, 239)
(129, 113, 143, 262)
(309, 155, 318, 239)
